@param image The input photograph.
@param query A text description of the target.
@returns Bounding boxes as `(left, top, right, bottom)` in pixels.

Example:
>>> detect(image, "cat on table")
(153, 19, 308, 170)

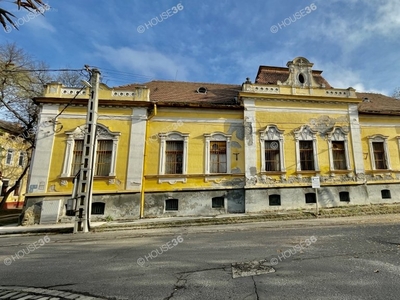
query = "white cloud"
(318, 61, 389, 94)
(93, 45, 196, 82)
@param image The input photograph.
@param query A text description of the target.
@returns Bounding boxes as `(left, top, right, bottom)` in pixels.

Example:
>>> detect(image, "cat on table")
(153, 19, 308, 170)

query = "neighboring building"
(25, 57, 400, 222)
(0, 120, 28, 209)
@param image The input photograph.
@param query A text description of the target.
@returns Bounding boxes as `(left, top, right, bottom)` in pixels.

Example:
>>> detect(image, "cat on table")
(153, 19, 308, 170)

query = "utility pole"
(74, 68, 101, 233)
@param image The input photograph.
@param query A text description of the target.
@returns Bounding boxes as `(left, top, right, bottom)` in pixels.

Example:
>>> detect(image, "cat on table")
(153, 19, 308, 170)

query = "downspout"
(140, 103, 157, 218)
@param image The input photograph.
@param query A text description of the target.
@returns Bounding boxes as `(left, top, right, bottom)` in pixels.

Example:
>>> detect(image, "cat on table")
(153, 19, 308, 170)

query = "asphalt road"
(0, 217, 399, 300)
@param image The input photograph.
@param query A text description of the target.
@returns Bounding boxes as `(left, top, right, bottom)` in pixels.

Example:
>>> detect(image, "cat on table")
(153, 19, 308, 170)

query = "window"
(210, 142, 227, 173)
(269, 194, 281, 206)
(328, 127, 350, 171)
(159, 132, 189, 181)
(91, 202, 105, 215)
(368, 135, 390, 170)
(332, 142, 346, 170)
(372, 142, 387, 169)
(6, 149, 13, 165)
(71, 140, 114, 176)
(212, 196, 224, 208)
(71, 140, 83, 176)
(165, 199, 179, 211)
(61, 124, 120, 177)
(294, 126, 319, 172)
(165, 141, 183, 174)
(13, 182, 20, 196)
(300, 141, 314, 170)
(265, 141, 280, 171)
(1, 180, 9, 196)
(381, 189, 391, 199)
(259, 125, 285, 173)
(96, 140, 113, 176)
(18, 152, 25, 167)
(305, 193, 316, 203)
(339, 191, 350, 202)
(204, 133, 231, 175)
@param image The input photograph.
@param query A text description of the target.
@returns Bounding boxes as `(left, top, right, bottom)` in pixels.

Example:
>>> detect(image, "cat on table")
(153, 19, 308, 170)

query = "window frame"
(204, 132, 231, 175)
(18, 151, 25, 167)
(165, 198, 179, 211)
(159, 131, 189, 183)
(61, 124, 120, 177)
(294, 125, 319, 172)
(269, 194, 281, 206)
(5, 149, 13, 165)
(259, 125, 285, 173)
(328, 127, 350, 171)
(368, 134, 390, 170)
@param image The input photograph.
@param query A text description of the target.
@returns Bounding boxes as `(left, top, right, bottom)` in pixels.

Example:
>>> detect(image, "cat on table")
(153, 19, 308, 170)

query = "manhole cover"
(232, 259, 275, 278)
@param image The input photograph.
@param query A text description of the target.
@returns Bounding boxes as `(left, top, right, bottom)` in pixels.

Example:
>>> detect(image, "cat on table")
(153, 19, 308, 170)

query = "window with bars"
(71, 140, 113, 176)
(95, 140, 113, 176)
(300, 141, 314, 170)
(265, 141, 280, 171)
(212, 196, 224, 208)
(91, 202, 105, 215)
(339, 191, 350, 202)
(165, 141, 183, 174)
(269, 194, 281, 206)
(372, 142, 387, 169)
(381, 189, 391, 199)
(305, 193, 316, 203)
(71, 140, 83, 176)
(165, 198, 179, 211)
(332, 141, 347, 170)
(210, 141, 227, 173)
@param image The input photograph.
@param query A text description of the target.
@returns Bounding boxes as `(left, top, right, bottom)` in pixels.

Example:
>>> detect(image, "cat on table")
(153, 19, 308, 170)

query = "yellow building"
(0, 120, 28, 209)
(25, 57, 400, 222)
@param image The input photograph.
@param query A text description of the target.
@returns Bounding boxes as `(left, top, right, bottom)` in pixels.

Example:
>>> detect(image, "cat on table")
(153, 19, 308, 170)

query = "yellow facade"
(24, 57, 400, 221)
(0, 130, 29, 209)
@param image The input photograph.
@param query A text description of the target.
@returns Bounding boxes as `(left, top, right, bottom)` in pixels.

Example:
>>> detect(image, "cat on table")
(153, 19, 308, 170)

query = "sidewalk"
(1, 205, 400, 236)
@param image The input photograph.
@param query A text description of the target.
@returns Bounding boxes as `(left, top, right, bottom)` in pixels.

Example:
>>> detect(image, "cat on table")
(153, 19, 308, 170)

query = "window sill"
(295, 171, 320, 175)
(260, 171, 286, 175)
(59, 175, 116, 180)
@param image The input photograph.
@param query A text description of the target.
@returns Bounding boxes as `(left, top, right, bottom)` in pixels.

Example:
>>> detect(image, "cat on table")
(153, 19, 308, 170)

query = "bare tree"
(0, 43, 87, 210)
(0, 0, 47, 30)
(0, 43, 51, 209)
(392, 87, 400, 100)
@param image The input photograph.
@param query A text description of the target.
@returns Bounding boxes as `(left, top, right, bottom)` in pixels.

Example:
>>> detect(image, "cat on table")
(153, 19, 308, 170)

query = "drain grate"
(232, 259, 275, 278)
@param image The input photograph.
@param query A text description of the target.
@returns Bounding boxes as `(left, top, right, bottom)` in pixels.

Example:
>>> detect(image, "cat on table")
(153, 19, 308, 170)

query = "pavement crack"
(251, 276, 260, 300)
(163, 274, 187, 300)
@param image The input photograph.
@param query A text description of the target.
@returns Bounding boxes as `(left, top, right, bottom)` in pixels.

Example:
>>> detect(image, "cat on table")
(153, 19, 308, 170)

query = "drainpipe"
(140, 103, 157, 218)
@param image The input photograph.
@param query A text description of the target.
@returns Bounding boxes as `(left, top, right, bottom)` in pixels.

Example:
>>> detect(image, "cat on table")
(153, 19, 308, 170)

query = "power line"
(2, 68, 85, 73)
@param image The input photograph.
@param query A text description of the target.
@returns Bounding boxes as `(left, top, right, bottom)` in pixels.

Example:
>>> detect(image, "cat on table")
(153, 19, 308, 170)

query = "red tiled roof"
(255, 66, 332, 88)
(357, 92, 400, 115)
(117, 80, 242, 106)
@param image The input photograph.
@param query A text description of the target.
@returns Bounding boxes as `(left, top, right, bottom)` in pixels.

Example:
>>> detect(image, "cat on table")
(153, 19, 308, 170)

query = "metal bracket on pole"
(74, 68, 101, 233)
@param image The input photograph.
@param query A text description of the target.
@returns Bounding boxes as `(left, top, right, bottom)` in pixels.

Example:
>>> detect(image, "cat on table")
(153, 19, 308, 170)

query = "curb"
(1, 204, 399, 236)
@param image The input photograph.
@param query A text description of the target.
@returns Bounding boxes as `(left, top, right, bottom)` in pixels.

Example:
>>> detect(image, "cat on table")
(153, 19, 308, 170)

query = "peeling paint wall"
(144, 189, 245, 218)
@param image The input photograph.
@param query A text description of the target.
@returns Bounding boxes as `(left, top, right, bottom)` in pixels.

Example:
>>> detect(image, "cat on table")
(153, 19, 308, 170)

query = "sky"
(2, 0, 400, 96)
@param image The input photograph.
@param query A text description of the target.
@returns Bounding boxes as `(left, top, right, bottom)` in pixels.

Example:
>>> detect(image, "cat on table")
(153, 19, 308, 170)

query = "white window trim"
(294, 125, 319, 172)
(61, 124, 120, 177)
(5, 149, 14, 165)
(158, 131, 189, 183)
(204, 132, 231, 175)
(368, 134, 390, 170)
(259, 125, 285, 172)
(327, 127, 351, 171)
